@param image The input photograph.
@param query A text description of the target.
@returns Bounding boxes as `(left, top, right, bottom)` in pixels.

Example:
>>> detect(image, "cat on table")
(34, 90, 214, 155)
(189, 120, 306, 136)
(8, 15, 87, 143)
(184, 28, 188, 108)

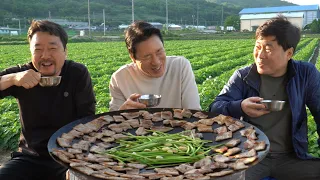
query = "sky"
(283, 0, 320, 5)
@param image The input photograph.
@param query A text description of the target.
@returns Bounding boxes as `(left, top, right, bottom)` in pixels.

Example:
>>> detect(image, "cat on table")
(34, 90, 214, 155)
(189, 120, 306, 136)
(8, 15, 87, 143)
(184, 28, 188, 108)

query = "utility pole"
(221, 6, 224, 26)
(166, 0, 168, 31)
(88, 0, 91, 37)
(132, 0, 134, 23)
(103, 9, 106, 36)
(196, 2, 199, 29)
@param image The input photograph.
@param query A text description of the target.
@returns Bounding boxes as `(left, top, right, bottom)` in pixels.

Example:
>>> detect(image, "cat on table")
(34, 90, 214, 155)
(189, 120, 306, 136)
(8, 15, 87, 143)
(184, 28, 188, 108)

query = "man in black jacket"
(0, 20, 96, 180)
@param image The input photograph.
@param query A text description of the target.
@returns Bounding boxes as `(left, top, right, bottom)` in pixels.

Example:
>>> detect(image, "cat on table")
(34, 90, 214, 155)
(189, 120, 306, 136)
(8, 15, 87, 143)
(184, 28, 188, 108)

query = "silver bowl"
(260, 100, 285, 111)
(138, 94, 161, 107)
(39, 76, 61, 87)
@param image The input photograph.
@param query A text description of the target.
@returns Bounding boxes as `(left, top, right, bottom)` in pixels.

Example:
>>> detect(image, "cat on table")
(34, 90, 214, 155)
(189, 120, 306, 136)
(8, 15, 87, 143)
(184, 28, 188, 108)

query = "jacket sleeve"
(209, 70, 245, 119)
(181, 58, 201, 110)
(305, 65, 320, 147)
(74, 66, 96, 118)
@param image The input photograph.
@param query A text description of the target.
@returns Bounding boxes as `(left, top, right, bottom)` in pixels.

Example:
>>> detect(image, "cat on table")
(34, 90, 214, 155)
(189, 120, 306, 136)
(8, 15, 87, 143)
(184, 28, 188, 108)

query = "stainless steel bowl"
(260, 100, 285, 111)
(39, 76, 61, 87)
(138, 94, 161, 107)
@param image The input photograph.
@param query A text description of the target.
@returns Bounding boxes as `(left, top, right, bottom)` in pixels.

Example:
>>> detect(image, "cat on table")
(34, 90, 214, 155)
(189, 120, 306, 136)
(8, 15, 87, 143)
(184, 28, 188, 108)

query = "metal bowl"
(260, 100, 285, 111)
(138, 94, 161, 107)
(39, 76, 61, 87)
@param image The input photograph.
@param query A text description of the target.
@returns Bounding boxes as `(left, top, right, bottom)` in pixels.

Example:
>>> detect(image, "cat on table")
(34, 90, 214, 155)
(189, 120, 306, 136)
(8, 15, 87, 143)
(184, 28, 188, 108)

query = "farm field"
(0, 38, 319, 158)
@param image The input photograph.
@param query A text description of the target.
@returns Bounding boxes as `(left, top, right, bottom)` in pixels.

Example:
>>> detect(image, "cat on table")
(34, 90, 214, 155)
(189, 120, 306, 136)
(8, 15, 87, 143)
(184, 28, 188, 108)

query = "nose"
(257, 49, 266, 59)
(150, 54, 161, 65)
(41, 49, 51, 59)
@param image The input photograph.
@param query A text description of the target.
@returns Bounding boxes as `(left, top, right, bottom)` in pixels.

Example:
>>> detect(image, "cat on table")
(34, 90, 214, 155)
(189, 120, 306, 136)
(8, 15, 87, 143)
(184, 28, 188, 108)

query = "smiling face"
(29, 31, 66, 76)
(130, 35, 166, 78)
(254, 36, 293, 77)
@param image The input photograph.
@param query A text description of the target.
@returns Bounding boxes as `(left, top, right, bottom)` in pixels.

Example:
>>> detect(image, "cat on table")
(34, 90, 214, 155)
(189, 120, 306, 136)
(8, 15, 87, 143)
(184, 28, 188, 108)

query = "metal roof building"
(239, 5, 320, 31)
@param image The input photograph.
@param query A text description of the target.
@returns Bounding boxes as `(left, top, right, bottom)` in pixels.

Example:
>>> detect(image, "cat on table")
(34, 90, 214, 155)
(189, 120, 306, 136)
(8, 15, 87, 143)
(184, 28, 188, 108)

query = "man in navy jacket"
(209, 16, 320, 180)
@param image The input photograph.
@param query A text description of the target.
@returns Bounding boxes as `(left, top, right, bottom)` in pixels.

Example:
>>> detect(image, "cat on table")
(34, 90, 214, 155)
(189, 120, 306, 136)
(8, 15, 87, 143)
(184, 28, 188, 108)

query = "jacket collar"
(243, 59, 296, 91)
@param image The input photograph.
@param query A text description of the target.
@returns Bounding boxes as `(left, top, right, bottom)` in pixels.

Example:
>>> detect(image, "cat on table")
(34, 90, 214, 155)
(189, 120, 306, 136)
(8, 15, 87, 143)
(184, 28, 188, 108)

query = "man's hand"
(241, 97, 270, 118)
(119, 93, 147, 110)
(14, 69, 41, 89)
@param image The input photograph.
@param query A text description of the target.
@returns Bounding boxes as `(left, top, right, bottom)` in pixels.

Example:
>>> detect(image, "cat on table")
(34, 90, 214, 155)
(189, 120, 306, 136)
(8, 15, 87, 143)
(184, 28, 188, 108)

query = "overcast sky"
(283, 0, 320, 5)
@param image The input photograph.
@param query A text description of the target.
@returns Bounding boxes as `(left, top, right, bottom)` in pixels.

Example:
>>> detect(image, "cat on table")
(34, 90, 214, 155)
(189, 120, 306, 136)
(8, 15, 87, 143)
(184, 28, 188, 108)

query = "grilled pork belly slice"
(126, 119, 140, 128)
(232, 149, 256, 158)
(173, 109, 184, 119)
(51, 149, 72, 163)
(197, 124, 213, 132)
(181, 122, 197, 130)
(212, 145, 228, 153)
(225, 139, 241, 148)
(101, 137, 115, 143)
(175, 163, 194, 173)
(101, 129, 116, 136)
(126, 163, 147, 169)
(193, 156, 212, 168)
(67, 148, 82, 154)
(236, 156, 258, 164)
(86, 163, 106, 170)
(120, 112, 140, 119)
(89, 132, 104, 139)
(89, 145, 105, 154)
(112, 134, 129, 140)
(73, 166, 95, 175)
(108, 124, 124, 133)
(73, 123, 94, 134)
(139, 119, 154, 129)
(139, 110, 153, 120)
(193, 111, 208, 119)
(120, 174, 145, 179)
(96, 142, 112, 149)
(223, 147, 241, 156)
(170, 120, 187, 127)
(213, 154, 232, 163)
(215, 131, 232, 141)
(207, 169, 234, 177)
(113, 115, 125, 122)
(82, 135, 97, 143)
(85, 118, 108, 132)
(240, 126, 257, 140)
(69, 159, 90, 167)
(61, 133, 75, 140)
(154, 168, 180, 176)
(181, 109, 193, 118)
(161, 111, 173, 120)
(72, 140, 91, 151)
(126, 168, 140, 175)
(228, 161, 249, 170)
(150, 125, 173, 132)
(136, 127, 148, 136)
(57, 137, 72, 147)
(213, 126, 228, 134)
(99, 168, 122, 177)
(198, 118, 215, 126)
(152, 112, 163, 122)
(99, 115, 114, 123)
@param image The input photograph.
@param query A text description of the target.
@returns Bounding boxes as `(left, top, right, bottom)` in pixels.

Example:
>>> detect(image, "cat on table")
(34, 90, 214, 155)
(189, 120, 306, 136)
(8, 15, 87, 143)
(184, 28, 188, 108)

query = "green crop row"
(0, 39, 319, 158)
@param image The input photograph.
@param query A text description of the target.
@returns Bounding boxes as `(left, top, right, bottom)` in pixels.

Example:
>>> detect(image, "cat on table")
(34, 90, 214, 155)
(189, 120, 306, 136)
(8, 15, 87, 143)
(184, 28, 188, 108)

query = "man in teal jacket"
(209, 16, 320, 180)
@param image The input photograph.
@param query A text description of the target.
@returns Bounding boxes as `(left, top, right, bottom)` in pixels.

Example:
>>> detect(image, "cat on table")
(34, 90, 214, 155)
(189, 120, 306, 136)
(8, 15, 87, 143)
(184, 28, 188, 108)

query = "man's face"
(254, 36, 293, 77)
(29, 31, 66, 76)
(131, 35, 166, 78)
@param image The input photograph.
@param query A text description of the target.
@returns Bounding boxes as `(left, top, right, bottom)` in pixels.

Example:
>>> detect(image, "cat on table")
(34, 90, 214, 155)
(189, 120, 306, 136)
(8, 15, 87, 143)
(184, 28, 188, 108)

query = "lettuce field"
(0, 38, 319, 157)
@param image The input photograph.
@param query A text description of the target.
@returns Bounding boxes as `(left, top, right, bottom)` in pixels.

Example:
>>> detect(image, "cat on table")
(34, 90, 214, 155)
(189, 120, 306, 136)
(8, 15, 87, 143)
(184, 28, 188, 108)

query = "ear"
(129, 53, 136, 63)
(286, 47, 294, 60)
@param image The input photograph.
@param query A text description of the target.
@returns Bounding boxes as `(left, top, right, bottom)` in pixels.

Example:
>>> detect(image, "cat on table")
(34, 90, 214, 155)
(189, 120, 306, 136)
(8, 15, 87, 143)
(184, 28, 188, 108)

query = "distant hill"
(0, 0, 296, 28)
(206, 0, 296, 8)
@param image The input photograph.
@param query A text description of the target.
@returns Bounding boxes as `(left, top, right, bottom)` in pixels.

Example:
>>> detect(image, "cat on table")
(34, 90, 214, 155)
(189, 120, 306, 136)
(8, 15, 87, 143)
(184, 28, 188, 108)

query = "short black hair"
(255, 15, 300, 53)
(125, 21, 163, 58)
(27, 20, 68, 50)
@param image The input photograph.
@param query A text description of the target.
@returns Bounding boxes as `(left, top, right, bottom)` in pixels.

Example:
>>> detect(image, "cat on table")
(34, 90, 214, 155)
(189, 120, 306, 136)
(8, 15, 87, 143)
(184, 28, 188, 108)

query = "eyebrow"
(34, 42, 58, 47)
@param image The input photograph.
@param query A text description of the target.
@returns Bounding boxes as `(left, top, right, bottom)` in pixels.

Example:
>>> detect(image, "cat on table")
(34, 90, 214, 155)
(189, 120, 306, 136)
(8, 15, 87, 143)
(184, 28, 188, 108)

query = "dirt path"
(0, 149, 11, 166)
